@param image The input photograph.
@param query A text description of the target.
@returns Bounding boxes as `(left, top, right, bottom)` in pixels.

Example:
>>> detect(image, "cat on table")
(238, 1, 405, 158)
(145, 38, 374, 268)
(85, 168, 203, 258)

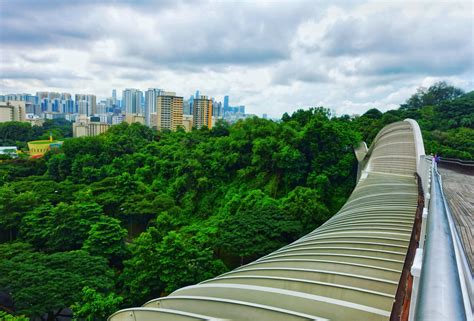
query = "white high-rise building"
(0, 101, 26, 123)
(145, 88, 162, 127)
(122, 89, 143, 114)
(75, 94, 96, 116)
(97, 101, 107, 115)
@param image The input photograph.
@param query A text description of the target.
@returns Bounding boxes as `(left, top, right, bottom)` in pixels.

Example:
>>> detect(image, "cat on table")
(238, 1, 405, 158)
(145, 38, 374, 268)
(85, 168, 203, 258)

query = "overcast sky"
(0, 0, 472, 117)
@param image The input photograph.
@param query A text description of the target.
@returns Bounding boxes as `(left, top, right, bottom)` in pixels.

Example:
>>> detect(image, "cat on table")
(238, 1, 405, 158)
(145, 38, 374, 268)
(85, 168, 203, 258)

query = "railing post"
(418, 208, 428, 249)
(408, 248, 423, 321)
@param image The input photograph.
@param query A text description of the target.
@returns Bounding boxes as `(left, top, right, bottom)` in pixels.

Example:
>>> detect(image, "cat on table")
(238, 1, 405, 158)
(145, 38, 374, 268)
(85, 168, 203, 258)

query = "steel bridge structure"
(109, 120, 472, 321)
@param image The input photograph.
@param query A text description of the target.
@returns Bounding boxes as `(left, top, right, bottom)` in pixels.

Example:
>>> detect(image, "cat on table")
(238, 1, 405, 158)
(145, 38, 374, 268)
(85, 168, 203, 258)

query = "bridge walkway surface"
(437, 166, 474, 271)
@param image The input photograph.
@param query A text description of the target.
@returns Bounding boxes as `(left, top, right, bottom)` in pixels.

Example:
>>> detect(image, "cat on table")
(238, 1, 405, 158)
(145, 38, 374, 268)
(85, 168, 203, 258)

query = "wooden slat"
(438, 167, 474, 270)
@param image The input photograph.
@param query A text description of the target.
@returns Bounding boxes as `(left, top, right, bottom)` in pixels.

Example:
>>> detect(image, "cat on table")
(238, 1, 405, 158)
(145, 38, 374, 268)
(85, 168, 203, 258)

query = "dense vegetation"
(351, 82, 473, 159)
(0, 82, 472, 320)
(0, 119, 73, 150)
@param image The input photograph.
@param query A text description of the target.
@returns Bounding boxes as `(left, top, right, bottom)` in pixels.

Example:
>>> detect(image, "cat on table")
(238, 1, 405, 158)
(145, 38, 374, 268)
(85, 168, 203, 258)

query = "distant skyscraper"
(145, 88, 162, 127)
(195, 90, 200, 99)
(37, 92, 59, 113)
(75, 94, 97, 116)
(188, 95, 195, 114)
(97, 101, 107, 115)
(239, 105, 245, 114)
(223, 95, 229, 113)
(153, 92, 183, 131)
(193, 95, 213, 129)
(122, 89, 143, 114)
(2, 93, 38, 114)
(183, 99, 192, 115)
(112, 89, 117, 107)
(212, 101, 223, 117)
(35, 92, 73, 115)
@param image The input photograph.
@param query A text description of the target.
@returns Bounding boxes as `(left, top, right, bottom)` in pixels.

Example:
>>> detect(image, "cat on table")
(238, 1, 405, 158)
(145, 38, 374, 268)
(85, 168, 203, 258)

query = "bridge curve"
(109, 120, 425, 321)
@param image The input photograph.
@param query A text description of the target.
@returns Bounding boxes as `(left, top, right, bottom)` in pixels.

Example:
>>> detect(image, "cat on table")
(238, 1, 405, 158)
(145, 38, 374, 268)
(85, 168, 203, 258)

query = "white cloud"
(0, 0, 472, 118)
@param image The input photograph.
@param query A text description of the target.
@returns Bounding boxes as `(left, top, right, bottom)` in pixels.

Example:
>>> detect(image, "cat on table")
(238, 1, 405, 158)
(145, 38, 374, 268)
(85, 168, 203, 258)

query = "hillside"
(0, 82, 472, 320)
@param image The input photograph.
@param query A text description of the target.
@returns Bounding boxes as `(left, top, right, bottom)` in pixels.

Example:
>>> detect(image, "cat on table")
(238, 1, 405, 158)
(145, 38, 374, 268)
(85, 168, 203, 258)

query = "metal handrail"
(439, 157, 474, 165)
(414, 162, 469, 320)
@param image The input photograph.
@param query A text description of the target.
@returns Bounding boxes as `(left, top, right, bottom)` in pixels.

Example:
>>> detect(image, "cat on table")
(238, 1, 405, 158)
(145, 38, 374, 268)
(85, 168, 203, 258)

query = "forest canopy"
(0, 82, 472, 320)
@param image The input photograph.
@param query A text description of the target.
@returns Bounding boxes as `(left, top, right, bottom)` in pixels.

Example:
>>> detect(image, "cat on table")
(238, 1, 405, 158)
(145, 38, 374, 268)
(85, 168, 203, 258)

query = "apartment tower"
(193, 95, 213, 129)
(154, 92, 183, 131)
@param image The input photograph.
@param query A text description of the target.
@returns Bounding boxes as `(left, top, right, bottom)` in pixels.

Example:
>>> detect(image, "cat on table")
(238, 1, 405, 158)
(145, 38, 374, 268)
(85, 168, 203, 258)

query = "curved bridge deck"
(109, 121, 422, 321)
(438, 167, 474, 270)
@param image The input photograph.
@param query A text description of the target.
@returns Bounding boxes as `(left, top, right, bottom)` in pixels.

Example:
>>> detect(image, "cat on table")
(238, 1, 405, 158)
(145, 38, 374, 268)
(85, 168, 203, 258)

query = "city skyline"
(1, 1, 473, 118)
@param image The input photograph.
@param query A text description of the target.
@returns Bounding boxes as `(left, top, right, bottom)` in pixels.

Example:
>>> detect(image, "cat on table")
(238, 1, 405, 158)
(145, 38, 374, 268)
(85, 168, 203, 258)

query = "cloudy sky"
(0, 0, 472, 117)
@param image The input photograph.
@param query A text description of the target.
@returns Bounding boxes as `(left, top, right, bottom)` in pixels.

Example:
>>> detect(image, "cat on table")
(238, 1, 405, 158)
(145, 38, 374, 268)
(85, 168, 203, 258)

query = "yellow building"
(73, 115, 111, 137)
(153, 92, 183, 131)
(124, 114, 146, 125)
(0, 101, 26, 123)
(28, 140, 63, 157)
(182, 114, 193, 132)
(193, 96, 213, 129)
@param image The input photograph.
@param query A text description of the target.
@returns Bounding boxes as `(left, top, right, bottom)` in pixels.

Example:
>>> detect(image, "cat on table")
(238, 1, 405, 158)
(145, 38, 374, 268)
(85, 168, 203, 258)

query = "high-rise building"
(193, 95, 213, 129)
(1, 93, 39, 114)
(75, 94, 96, 116)
(122, 89, 143, 114)
(223, 95, 229, 113)
(37, 92, 60, 113)
(183, 99, 192, 115)
(153, 92, 183, 131)
(145, 88, 162, 127)
(195, 90, 200, 99)
(212, 101, 223, 117)
(0, 101, 26, 123)
(97, 101, 107, 115)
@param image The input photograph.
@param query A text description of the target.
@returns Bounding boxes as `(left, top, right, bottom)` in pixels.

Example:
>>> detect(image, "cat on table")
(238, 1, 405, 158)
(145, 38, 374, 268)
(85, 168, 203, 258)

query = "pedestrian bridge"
(109, 120, 472, 321)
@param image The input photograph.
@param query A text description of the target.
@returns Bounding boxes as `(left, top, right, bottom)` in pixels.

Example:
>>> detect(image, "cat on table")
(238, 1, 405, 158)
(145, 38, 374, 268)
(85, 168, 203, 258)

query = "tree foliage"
(0, 82, 471, 320)
(71, 287, 123, 321)
(0, 249, 114, 320)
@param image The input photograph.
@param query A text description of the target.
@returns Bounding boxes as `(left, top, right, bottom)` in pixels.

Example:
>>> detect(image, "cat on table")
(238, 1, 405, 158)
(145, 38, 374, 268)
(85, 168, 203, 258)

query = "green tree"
(0, 250, 114, 320)
(281, 186, 331, 234)
(72, 287, 123, 321)
(0, 311, 29, 321)
(157, 230, 227, 293)
(20, 202, 103, 252)
(121, 228, 164, 305)
(216, 190, 301, 264)
(401, 81, 464, 110)
(82, 216, 128, 265)
(0, 187, 39, 241)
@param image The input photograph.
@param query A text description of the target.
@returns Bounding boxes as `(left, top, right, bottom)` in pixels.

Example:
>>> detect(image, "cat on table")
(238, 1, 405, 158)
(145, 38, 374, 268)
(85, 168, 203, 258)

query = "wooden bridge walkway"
(438, 167, 474, 271)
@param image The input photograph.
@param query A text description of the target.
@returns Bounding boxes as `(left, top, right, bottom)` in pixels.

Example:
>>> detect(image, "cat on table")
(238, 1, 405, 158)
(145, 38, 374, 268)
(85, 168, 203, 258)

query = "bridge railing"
(408, 157, 473, 321)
